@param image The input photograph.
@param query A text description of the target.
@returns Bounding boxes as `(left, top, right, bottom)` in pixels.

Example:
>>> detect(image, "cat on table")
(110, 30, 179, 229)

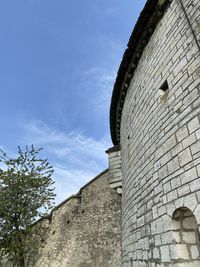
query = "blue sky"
(0, 0, 146, 204)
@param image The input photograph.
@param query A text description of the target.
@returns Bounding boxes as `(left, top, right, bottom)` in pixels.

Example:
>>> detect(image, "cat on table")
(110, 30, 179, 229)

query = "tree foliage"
(0, 146, 55, 266)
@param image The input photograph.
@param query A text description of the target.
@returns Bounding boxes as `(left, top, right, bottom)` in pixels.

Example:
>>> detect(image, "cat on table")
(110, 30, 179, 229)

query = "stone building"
(26, 147, 122, 267)
(2, 0, 200, 266)
(27, 0, 200, 266)
(109, 0, 200, 266)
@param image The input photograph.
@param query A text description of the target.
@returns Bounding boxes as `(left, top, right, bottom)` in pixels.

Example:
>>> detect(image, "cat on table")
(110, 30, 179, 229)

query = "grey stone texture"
(106, 146, 122, 191)
(2, 1, 200, 266)
(119, 0, 200, 266)
(27, 169, 122, 267)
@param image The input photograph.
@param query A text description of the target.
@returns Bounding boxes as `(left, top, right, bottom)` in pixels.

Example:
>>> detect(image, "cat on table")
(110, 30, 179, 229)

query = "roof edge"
(110, 0, 172, 145)
(105, 145, 121, 154)
(33, 169, 109, 225)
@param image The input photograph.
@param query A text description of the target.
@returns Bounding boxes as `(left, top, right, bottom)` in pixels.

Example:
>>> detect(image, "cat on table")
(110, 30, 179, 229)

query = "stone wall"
(120, 0, 200, 266)
(106, 146, 122, 194)
(27, 169, 122, 267)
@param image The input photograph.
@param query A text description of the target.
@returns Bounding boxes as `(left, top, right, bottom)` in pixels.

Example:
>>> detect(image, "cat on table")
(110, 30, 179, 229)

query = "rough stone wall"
(120, 0, 200, 266)
(28, 170, 122, 267)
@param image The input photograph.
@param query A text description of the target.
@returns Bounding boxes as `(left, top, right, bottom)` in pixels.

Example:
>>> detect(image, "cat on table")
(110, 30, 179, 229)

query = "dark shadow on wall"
(171, 207, 200, 265)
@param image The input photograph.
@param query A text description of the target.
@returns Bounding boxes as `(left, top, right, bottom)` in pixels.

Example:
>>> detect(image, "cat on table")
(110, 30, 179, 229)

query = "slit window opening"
(159, 80, 169, 96)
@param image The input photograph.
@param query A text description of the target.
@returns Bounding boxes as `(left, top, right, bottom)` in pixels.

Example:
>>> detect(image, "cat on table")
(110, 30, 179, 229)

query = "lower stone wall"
(170, 207, 200, 266)
(119, 0, 200, 265)
(27, 170, 122, 267)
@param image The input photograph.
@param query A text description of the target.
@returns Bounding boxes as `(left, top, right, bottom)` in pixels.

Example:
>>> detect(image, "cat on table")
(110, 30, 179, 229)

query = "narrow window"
(159, 80, 169, 97)
(171, 207, 200, 264)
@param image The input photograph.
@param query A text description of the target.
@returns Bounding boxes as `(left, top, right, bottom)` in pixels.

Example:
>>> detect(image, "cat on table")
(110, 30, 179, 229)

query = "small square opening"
(159, 80, 169, 97)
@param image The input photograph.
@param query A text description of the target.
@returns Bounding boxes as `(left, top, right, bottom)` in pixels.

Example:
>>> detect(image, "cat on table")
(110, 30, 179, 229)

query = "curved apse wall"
(119, 0, 200, 266)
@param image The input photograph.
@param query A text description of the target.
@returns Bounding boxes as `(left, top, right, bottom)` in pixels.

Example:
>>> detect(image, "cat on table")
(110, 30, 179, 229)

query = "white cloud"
(79, 39, 124, 117)
(24, 121, 109, 164)
(21, 120, 110, 205)
(53, 166, 98, 204)
(81, 66, 116, 117)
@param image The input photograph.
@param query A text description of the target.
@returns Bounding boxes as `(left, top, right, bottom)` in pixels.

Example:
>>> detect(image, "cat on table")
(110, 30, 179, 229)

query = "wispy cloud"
(79, 39, 124, 119)
(53, 166, 98, 203)
(82, 66, 116, 115)
(21, 120, 110, 204)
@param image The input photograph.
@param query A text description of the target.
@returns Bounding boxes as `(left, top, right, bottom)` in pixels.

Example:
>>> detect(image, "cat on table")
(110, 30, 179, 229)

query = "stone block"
(183, 193, 198, 211)
(191, 245, 199, 259)
(160, 246, 170, 262)
(176, 124, 188, 143)
(163, 135, 177, 153)
(170, 244, 189, 260)
(191, 140, 200, 155)
(188, 116, 200, 134)
(182, 231, 196, 243)
(171, 177, 181, 189)
(153, 247, 160, 259)
(167, 189, 178, 202)
(180, 166, 197, 185)
(190, 178, 200, 192)
(182, 133, 196, 149)
(178, 148, 192, 167)
(178, 184, 190, 197)
(167, 156, 180, 174)
(172, 231, 181, 243)
(158, 164, 168, 181)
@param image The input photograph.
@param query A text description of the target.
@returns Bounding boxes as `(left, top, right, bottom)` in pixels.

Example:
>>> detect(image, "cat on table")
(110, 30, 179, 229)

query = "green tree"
(0, 146, 55, 267)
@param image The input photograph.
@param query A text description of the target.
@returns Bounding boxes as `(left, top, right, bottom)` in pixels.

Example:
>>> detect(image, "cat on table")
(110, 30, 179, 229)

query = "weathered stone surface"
(119, 0, 200, 266)
(27, 170, 122, 267)
(3, 1, 200, 267)
(106, 146, 122, 191)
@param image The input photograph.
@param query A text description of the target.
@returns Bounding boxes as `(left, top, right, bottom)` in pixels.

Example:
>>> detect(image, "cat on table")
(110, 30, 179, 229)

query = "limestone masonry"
(27, 163, 122, 267)
(32, 0, 200, 265)
(110, 0, 200, 266)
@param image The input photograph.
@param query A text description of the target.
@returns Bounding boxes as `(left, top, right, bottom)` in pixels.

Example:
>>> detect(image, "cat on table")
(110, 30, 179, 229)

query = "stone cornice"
(105, 145, 121, 154)
(110, 0, 172, 145)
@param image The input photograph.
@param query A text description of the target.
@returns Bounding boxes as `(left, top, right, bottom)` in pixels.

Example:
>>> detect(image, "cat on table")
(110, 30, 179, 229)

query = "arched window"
(171, 207, 200, 265)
